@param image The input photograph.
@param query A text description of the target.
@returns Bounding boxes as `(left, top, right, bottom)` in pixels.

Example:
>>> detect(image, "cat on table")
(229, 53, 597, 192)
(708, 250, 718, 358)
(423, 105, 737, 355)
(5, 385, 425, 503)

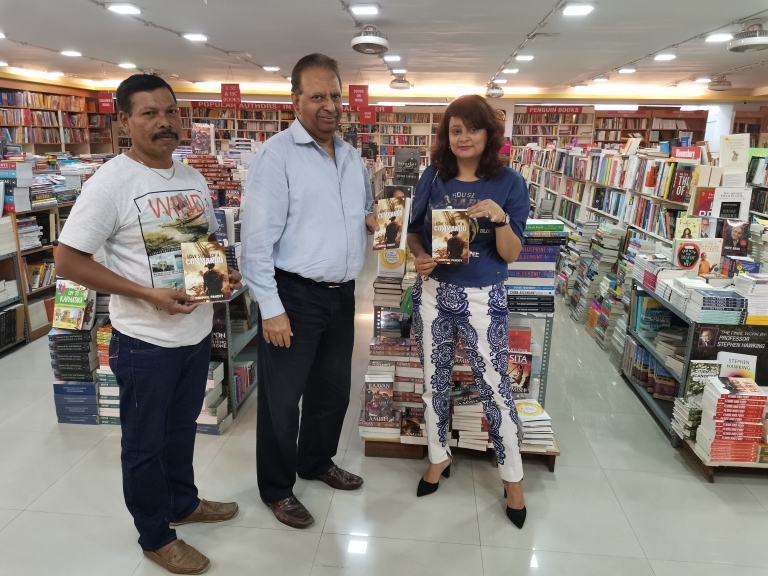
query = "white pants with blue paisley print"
(412, 275, 524, 483)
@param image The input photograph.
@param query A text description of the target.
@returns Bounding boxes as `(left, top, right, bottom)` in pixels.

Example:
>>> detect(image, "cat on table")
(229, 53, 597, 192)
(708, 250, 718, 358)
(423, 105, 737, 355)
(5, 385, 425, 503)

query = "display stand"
(0, 251, 26, 353)
(681, 439, 768, 483)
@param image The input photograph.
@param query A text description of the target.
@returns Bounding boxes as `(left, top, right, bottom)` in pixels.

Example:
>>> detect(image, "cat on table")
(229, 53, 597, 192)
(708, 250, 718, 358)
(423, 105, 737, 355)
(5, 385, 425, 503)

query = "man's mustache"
(152, 130, 179, 141)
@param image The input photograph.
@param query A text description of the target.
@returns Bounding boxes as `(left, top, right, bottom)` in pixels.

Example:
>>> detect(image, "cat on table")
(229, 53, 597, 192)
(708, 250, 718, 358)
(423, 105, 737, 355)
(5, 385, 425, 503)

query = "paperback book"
(180, 241, 231, 302)
(373, 197, 410, 251)
(52, 280, 96, 331)
(432, 209, 470, 265)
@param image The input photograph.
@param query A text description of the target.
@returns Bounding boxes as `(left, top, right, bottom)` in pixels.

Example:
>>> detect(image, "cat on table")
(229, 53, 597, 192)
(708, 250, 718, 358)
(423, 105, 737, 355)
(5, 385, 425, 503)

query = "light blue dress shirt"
(241, 119, 373, 320)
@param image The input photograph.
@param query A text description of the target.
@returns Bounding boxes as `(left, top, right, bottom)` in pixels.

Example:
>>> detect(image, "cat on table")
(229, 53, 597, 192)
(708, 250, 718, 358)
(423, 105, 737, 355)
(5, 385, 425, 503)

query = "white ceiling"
(0, 0, 767, 96)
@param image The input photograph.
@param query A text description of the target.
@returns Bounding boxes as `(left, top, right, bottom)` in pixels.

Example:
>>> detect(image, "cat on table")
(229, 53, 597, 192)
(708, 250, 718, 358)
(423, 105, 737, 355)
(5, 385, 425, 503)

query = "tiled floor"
(0, 253, 767, 576)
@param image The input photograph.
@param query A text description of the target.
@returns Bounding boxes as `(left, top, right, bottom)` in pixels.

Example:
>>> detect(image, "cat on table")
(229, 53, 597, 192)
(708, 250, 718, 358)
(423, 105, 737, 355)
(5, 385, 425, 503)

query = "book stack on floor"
(50, 325, 99, 425)
(359, 371, 402, 441)
(558, 220, 599, 294)
(0, 216, 14, 255)
(685, 289, 747, 324)
(373, 276, 403, 309)
(672, 398, 703, 441)
(590, 274, 624, 348)
(515, 400, 553, 452)
(198, 361, 233, 435)
(733, 273, 768, 325)
(451, 381, 488, 451)
(96, 366, 120, 425)
(507, 219, 567, 315)
(672, 359, 720, 440)
(694, 377, 767, 463)
(571, 224, 624, 323)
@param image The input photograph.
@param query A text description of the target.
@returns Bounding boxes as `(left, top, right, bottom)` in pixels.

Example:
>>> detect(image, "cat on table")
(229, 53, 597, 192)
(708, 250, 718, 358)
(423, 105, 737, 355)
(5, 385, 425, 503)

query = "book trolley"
(366, 303, 560, 472)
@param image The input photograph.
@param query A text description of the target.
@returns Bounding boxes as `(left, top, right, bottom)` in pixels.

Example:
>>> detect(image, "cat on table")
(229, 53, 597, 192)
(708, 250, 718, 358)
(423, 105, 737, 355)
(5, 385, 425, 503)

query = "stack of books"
(399, 407, 426, 445)
(29, 178, 57, 209)
(186, 154, 242, 208)
(225, 243, 242, 272)
(672, 398, 702, 440)
(197, 361, 233, 435)
(653, 326, 688, 367)
(0, 216, 14, 255)
(694, 376, 767, 462)
(451, 382, 488, 451)
(0, 303, 23, 350)
(559, 220, 600, 293)
(373, 276, 403, 309)
(507, 219, 566, 314)
(722, 255, 760, 278)
(571, 223, 625, 323)
(749, 221, 768, 263)
(359, 372, 401, 440)
(96, 367, 120, 425)
(685, 289, 747, 324)
(515, 400, 553, 451)
(95, 293, 110, 316)
(668, 277, 708, 312)
(733, 273, 768, 325)
(50, 326, 99, 425)
(379, 310, 408, 339)
(15, 216, 43, 251)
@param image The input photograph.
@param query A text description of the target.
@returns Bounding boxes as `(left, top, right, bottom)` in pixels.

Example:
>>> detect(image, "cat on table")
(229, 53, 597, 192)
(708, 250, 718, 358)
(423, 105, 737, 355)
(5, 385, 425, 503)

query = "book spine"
(57, 414, 99, 425)
(53, 383, 97, 395)
(53, 394, 98, 405)
(55, 404, 99, 416)
(99, 416, 121, 425)
(507, 270, 555, 278)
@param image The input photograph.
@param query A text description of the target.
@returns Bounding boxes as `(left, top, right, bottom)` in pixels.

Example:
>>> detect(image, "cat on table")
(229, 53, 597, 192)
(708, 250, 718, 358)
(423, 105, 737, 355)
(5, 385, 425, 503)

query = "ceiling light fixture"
(392, 68, 407, 74)
(485, 82, 504, 98)
(0, 61, 7, 67)
(563, 3, 594, 16)
(286, 76, 292, 81)
(654, 51, 676, 61)
(516, 54, 534, 61)
(389, 75, 411, 90)
(119, 62, 136, 69)
(351, 25, 390, 55)
(183, 34, 208, 42)
(594, 76, 609, 82)
(503, 68, 519, 74)
(708, 74, 732, 91)
(383, 55, 400, 62)
(618, 67, 636, 74)
(0, 33, 6, 39)
(349, 4, 380, 16)
(695, 76, 712, 83)
(61, 51, 81, 57)
(706, 33, 734, 43)
(494, 78, 508, 84)
(106, 3, 141, 15)
(263, 66, 280, 72)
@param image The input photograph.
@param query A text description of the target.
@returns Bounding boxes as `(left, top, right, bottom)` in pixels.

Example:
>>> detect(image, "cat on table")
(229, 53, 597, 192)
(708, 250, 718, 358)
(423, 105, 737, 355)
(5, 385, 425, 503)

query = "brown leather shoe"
(313, 465, 364, 490)
(266, 496, 315, 529)
(143, 539, 210, 575)
(170, 499, 239, 526)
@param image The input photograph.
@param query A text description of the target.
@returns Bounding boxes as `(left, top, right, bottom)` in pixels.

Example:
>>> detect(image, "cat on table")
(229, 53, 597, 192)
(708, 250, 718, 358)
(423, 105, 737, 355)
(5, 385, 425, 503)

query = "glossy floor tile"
(473, 464, 645, 558)
(481, 547, 655, 576)
(311, 533, 483, 576)
(0, 254, 766, 575)
(606, 469, 768, 567)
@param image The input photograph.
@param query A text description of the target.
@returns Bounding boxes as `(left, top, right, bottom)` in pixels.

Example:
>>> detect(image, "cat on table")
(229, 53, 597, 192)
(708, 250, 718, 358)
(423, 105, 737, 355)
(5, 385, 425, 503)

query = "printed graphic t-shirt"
(58, 154, 218, 347)
(408, 165, 529, 288)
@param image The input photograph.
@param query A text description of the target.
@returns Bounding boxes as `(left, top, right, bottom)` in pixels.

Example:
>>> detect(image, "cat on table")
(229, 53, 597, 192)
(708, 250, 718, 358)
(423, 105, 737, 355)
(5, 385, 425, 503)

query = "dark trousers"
(109, 328, 211, 551)
(256, 271, 356, 503)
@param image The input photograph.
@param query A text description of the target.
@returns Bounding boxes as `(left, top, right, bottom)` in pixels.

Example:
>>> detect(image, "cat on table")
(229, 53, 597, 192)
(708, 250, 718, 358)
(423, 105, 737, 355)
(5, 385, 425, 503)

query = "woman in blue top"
(407, 95, 529, 528)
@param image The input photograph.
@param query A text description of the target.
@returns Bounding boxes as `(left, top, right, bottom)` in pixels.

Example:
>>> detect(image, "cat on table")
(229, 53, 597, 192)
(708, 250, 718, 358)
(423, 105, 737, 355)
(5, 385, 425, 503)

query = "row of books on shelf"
(0, 92, 86, 111)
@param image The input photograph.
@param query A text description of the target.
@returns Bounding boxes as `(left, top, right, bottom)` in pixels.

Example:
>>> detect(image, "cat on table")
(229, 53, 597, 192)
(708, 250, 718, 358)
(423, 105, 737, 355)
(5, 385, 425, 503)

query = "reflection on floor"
(0, 252, 766, 575)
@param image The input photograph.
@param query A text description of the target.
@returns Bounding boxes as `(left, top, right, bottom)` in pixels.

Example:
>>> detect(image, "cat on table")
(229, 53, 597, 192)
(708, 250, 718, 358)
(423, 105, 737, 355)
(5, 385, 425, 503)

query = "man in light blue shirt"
(241, 53, 377, 529)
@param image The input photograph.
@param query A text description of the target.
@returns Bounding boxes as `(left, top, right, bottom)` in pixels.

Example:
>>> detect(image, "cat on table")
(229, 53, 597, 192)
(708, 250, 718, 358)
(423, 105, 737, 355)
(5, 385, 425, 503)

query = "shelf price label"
(221, 84, 242, 107)
(349, 84, 369, 107)
(98, 92, 114, 113)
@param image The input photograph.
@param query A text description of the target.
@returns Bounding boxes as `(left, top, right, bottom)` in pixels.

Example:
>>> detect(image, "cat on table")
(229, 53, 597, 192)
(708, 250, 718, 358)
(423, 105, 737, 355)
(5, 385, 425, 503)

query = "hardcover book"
(374, 197, 410, 251)
(180, 241, 230, 302)
(431, 209, 469, 265)
(720, 220, 749, 257)
(52, 280, 96, 331)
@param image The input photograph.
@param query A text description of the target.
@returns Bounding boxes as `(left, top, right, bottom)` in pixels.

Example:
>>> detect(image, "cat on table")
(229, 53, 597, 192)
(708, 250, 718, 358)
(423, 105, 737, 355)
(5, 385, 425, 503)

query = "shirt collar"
(291, 118, 348, 157)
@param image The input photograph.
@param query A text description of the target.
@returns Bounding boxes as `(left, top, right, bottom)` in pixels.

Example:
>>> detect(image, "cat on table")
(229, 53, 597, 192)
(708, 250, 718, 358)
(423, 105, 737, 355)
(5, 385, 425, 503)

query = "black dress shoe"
(506, 505, 526, 528)
(306, 465, 364, 490)
(266, 497, 315, 529)
(416, 463, 451, 497)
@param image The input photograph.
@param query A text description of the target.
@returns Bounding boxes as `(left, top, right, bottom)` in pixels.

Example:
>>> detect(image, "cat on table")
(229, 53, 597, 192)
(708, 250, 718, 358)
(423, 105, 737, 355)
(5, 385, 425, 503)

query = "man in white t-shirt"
(56, 75, 242, 575)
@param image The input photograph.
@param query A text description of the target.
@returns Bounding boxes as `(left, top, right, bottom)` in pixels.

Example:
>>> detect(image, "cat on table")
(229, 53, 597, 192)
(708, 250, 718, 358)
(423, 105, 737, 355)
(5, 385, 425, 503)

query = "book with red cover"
(689, 187, 716, 217)
(507, 328, 532, 353)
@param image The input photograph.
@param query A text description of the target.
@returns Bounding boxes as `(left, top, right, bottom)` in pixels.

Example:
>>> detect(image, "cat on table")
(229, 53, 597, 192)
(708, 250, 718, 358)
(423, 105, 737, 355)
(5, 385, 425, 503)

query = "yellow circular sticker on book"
(378, 249, 406, 269)
(515, 402, 544, 417)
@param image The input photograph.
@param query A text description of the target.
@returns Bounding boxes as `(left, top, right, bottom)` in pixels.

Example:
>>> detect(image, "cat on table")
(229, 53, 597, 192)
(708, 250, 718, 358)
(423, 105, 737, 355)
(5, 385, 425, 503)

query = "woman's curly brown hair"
(431, 94, 506, 181)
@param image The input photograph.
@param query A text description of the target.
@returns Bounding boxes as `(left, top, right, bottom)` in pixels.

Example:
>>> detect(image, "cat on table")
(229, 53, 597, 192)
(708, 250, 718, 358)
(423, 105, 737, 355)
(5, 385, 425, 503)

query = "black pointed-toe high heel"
(416, 462, 451, 497)
(506, 505, 527, 529)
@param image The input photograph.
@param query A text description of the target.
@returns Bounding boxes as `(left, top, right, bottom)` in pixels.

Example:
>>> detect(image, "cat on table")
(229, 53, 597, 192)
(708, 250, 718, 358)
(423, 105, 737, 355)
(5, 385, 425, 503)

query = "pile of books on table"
(373, 276, 403, 309)
(507, 219, 566, 315)
(667, 277, 708, 312)
(359, 371, 402, 441)
(694, 376, 767, 463)
(733, 273, 768, 325)
(685, 289, 747, 324)
(515, 400, 553, 451)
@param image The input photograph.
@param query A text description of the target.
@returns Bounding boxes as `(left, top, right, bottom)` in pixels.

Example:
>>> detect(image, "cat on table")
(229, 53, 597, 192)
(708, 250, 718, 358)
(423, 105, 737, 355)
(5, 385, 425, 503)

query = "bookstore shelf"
(628, 328, 684, 382)
(683, 439, 768, 483)
(634, 281, 692, 324)
(626, 372, 675, 433)
(628, 224, 673, 245)
(750, 210, 768, 219)
(555, 215, 576, 229)
(0, 296, 19, 310)
(0, 252, 15, 262)
(231, 323, 259, 359)
(27, 284, 55, 297)
(585, 206, 621, 221)
(20, 246, 53, 257)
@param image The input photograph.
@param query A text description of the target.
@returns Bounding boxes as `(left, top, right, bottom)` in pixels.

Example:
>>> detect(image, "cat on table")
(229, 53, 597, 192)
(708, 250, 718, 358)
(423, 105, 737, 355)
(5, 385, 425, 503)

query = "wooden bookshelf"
(594, 110, 652, 150)
(647, 108, 708, 146)
(511, 105, 595, 148)
(733, 108, 768, 148)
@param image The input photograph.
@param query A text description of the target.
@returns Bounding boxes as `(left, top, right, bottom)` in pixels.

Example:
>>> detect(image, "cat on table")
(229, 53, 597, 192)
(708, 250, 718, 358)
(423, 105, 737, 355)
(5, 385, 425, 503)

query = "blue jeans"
(109, 328, 211, 551)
